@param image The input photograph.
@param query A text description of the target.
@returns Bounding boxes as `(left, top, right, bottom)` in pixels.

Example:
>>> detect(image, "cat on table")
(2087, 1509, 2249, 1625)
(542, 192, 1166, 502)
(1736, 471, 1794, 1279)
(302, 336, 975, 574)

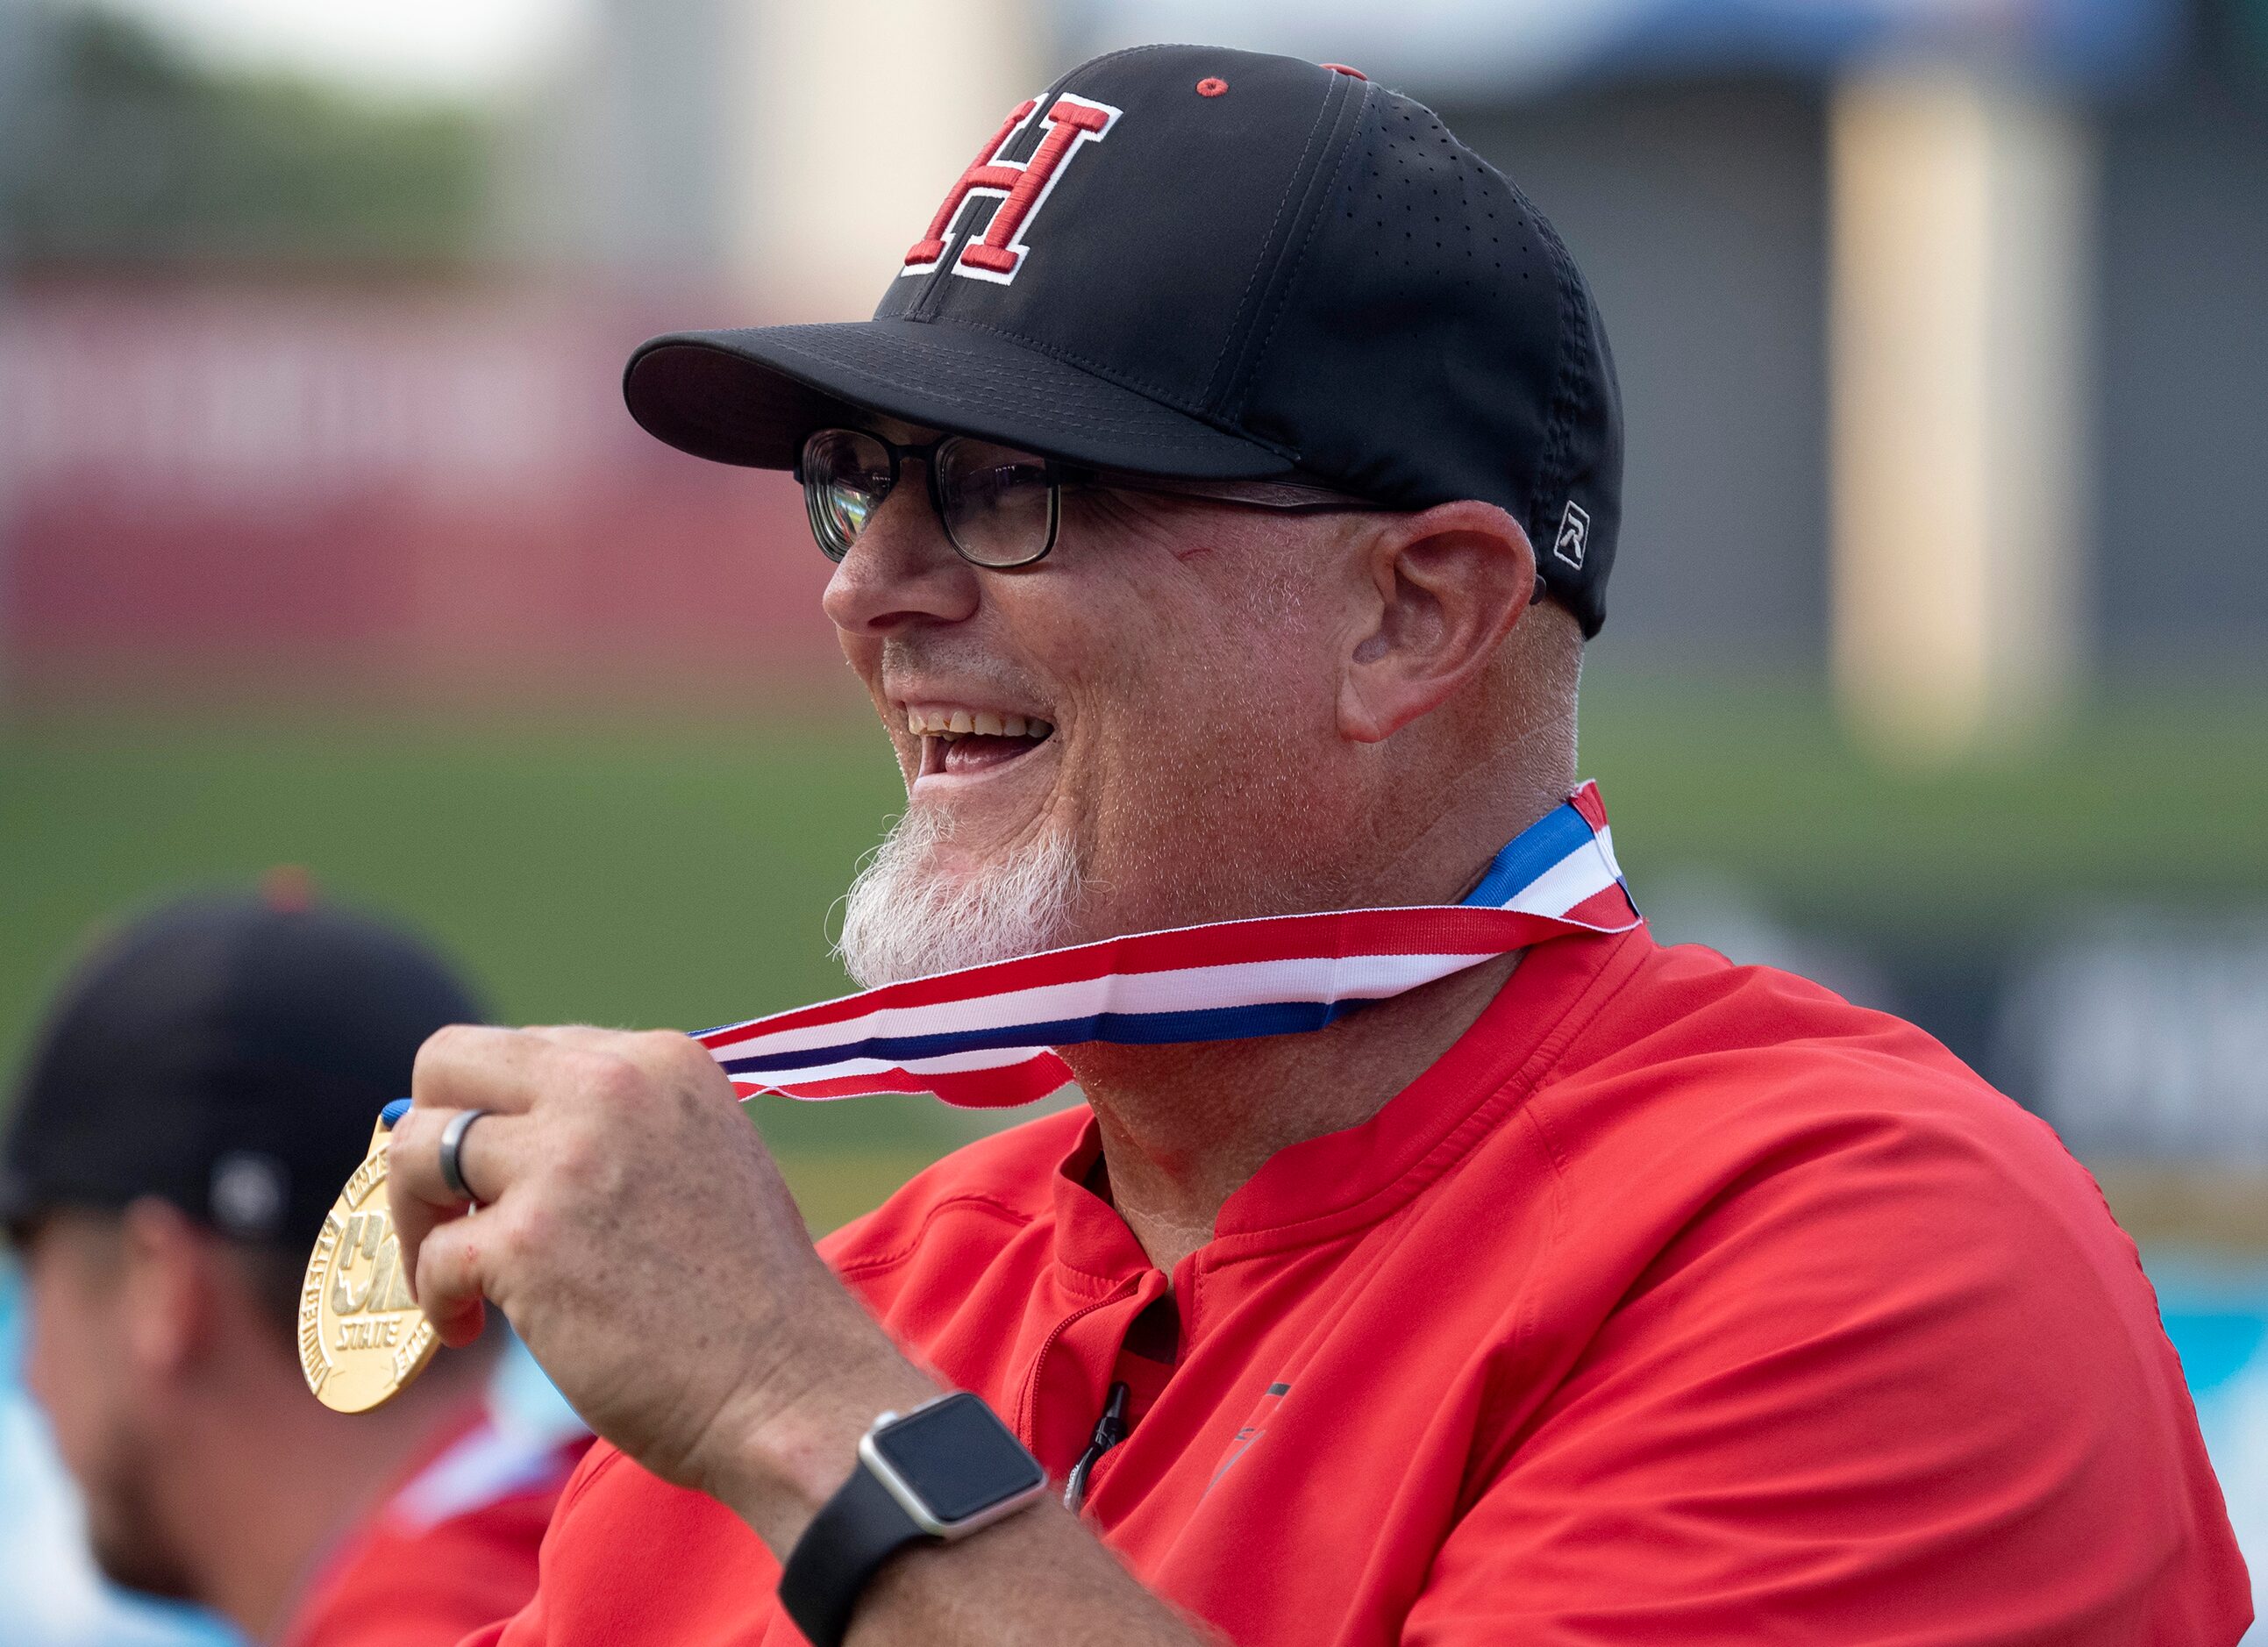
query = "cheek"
(1015, 538, 1342, 823)
(24, 1306, 93, 1470)
(1155, 600, 1335, 751)
(22, 1278, 125, 1479)
(1072, 597, 1334, 824)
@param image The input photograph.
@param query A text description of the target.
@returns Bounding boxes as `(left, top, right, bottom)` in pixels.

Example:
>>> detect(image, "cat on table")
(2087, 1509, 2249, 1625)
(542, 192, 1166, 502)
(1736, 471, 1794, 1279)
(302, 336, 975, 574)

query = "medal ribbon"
(696, 781, 1639, 1110)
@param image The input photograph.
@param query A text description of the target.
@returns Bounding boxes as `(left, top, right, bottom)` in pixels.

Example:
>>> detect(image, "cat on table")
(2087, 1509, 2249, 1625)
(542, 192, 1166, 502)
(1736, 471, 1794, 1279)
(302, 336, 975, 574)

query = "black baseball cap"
(1, 891, 483, 1253)
(623, 44, 1623, 636)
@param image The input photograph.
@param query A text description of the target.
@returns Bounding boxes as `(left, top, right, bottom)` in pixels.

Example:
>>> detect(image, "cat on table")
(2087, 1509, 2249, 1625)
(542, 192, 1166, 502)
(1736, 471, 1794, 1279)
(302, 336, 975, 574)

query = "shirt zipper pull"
(1063, 1381, 1131, 1514)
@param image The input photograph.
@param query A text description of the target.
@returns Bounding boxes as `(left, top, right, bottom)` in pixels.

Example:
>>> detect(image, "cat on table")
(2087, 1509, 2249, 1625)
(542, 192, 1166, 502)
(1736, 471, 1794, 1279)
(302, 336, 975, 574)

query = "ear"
(1338, 501, 1540, 744)
(117, 1197, 222, 1381)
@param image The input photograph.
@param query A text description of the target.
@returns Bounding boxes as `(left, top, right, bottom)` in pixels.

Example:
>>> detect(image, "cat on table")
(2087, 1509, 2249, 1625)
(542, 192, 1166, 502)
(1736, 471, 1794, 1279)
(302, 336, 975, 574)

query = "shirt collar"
(1045, 792, 1648, 1278)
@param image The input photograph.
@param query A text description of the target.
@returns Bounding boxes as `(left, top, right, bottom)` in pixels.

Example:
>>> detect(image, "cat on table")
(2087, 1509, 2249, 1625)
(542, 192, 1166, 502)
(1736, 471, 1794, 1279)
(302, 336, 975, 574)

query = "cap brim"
(622, 317, 1297, 481)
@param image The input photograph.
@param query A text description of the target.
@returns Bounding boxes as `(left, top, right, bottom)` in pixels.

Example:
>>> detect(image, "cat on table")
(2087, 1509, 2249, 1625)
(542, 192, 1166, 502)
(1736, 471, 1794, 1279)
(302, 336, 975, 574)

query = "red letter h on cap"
(903, 94, 1119, 284)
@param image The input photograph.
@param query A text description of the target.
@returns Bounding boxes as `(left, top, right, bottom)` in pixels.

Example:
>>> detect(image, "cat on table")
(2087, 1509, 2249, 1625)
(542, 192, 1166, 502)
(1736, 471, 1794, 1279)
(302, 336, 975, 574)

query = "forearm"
(849, 1501, 1212, 1647)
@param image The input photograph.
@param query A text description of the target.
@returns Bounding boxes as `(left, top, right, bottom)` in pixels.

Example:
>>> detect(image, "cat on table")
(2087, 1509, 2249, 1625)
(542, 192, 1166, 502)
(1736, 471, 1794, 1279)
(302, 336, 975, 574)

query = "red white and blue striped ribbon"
(696, 782, 1639, 1109)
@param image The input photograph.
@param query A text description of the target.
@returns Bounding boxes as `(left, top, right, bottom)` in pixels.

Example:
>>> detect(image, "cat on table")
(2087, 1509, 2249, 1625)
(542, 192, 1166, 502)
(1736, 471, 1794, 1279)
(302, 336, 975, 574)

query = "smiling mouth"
(906, 705, 1056, 779)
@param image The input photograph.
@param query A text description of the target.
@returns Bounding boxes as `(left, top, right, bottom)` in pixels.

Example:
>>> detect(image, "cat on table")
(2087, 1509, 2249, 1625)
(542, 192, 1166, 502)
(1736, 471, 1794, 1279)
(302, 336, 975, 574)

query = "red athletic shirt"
(280, 1408, 589, 1647)
(481, 926, 2249, 1644)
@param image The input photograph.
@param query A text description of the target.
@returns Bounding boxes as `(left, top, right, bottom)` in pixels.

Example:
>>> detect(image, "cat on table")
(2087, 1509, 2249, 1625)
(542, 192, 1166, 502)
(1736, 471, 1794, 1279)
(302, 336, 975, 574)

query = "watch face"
(870, 1394, 1046, 1524)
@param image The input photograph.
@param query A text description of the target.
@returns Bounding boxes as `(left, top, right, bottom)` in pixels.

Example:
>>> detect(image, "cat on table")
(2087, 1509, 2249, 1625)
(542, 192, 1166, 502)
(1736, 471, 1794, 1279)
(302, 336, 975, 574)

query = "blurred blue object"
(2150, 1252, 2268, 1641)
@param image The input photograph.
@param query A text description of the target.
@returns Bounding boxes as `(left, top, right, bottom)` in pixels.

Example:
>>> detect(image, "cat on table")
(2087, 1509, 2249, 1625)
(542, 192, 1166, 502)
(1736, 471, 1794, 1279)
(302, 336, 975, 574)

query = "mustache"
(879, 635, 1052, 711)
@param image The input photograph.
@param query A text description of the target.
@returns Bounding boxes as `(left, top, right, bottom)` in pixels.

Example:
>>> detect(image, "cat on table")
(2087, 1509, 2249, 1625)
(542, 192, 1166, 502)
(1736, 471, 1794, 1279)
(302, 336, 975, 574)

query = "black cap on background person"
(2, 884, 584, 1647)
(2, 881, 483, 1262)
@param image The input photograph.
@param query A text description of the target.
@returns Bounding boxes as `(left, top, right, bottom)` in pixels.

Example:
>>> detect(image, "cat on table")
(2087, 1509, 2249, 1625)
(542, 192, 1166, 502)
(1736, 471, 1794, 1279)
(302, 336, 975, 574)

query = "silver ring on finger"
(438, 1108, 490, 1206)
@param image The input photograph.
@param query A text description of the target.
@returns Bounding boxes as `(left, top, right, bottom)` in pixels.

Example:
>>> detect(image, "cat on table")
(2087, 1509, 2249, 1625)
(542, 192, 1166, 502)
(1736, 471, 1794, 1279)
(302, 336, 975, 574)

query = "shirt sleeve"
(481, 1440, 795, 1647)
(285, 1495, 560, 1647)
(477, 1443, 619, 1647)
(1401, 1107, 2246, 1645)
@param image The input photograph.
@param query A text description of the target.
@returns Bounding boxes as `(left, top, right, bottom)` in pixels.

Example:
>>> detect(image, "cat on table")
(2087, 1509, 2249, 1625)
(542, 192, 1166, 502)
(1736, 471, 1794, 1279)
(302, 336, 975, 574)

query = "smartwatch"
(778, 1391, 1047, 1647)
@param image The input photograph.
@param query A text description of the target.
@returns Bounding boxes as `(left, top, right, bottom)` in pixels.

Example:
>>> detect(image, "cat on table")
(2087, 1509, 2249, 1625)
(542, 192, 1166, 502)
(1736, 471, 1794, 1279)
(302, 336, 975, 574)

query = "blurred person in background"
(0, 888, 586, 1647)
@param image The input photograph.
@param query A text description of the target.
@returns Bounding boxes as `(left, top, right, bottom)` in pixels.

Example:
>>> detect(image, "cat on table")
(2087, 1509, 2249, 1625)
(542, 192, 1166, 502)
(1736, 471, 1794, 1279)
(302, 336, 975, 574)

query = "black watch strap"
(779, 1462, 927, 1647)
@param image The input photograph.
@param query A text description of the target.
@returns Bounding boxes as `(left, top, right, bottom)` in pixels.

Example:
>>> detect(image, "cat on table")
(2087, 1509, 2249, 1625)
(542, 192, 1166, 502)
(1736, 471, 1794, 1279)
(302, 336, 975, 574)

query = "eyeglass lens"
(802, 430, 891, 563)
(802, 430, 1057, 568)
(932, 438, 1055, 567)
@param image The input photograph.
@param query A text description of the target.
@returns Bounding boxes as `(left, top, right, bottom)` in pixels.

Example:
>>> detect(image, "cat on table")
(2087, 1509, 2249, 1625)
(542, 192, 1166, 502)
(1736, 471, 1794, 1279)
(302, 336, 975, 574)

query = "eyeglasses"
(797, 427, 1382, 570)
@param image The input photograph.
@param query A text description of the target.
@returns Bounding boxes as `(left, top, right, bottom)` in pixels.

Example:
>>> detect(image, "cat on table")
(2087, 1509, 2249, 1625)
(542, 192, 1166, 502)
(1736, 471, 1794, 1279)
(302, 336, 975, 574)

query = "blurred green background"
(8, 681, 2264, 1230)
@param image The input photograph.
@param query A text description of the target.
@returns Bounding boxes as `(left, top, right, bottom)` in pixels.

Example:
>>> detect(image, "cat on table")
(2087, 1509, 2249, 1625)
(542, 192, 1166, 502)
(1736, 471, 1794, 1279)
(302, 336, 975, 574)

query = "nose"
(820, 471, 981, 637)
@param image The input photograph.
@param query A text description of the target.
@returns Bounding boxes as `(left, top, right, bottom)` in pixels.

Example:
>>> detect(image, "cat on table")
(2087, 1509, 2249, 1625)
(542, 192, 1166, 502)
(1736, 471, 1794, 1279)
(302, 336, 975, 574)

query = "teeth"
(902, 706, 1054, 741)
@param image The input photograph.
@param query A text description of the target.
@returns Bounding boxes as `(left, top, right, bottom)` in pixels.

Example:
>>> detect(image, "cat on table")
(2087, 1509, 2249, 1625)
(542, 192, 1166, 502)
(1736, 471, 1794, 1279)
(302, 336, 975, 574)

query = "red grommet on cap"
(1196, 76, 1228, 97)
(1321, 62, 1367, 80)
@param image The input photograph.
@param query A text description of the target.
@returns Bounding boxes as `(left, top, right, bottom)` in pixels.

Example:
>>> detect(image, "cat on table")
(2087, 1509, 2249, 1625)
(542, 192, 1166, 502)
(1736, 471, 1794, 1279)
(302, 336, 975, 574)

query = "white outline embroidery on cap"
(1553, 500, 1591, 571)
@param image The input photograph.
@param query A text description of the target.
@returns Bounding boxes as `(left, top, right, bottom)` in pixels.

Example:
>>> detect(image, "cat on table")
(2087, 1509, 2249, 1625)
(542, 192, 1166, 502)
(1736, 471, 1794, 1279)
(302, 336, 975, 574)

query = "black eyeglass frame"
(796, 427, 1388, 570)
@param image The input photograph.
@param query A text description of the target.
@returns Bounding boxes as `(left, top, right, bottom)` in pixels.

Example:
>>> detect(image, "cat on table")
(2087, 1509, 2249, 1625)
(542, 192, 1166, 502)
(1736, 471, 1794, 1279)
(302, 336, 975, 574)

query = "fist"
(387, 1025, 931, 1513)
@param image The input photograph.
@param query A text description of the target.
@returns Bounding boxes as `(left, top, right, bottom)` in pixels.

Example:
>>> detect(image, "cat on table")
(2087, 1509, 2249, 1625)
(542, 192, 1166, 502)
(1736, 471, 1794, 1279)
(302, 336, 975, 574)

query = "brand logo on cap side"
(903, 93, 1122, 286)
(1553, 501, 1591, 571)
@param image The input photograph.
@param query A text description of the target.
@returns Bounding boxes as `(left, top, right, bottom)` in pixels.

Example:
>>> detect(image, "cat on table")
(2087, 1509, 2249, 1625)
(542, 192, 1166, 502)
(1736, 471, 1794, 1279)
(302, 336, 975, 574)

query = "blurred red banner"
(0, 281, 844, 705)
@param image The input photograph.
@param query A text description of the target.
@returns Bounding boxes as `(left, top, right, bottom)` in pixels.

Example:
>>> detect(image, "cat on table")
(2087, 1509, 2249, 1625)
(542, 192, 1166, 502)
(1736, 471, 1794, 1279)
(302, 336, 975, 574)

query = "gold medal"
(299, 1117, 438, 1411)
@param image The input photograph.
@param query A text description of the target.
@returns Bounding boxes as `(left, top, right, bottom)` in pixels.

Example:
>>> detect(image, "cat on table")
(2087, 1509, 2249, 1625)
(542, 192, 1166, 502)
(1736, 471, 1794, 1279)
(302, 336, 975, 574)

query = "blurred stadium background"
(2, 0, 2264, 1637)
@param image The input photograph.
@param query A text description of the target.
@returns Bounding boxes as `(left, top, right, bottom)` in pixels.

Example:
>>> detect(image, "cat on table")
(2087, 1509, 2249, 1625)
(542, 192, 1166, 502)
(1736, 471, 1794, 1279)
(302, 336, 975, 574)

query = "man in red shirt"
(3, 894, 584, 1644)
(388, 44, 2246, 1647)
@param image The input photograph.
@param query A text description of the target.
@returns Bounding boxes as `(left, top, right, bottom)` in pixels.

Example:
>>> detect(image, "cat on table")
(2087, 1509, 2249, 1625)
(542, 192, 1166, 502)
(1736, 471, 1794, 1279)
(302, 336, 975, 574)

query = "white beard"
(836, 808, 1084, 988)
